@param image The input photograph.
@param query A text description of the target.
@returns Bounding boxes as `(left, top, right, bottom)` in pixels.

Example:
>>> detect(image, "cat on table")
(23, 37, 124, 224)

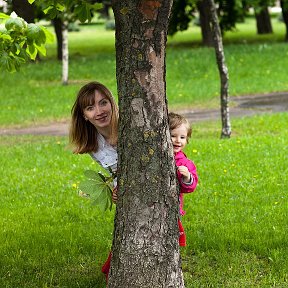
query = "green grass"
(1, 17, 288, 127)
(0, 113, 287, 287)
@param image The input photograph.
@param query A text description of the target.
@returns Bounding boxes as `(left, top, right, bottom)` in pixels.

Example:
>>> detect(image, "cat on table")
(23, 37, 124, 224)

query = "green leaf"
(26, 44, 37, 60)
(84, 169, 99, 180)
(41, 26, 54, 43)
(5, 17, 26, 32)
(79, 179, 102, 200)
(91, 185, 112, 211)
(56, 3, 65, 12)
(80, 169, 113, 211)
(27, 23, 41, 41)
(0, 13, 10, 19)
(43, 6, 54, 14)
(92, 3, 103, 11)
(35, 44, 46, 56)
(27, 0, 35, 3)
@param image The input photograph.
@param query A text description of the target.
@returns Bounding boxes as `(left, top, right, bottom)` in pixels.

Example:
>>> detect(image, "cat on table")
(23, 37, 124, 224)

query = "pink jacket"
(175, 151, 198, 216)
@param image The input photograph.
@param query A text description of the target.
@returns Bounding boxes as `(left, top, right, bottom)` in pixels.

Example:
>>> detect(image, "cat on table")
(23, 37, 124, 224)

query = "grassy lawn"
(1, 113, 287, 287)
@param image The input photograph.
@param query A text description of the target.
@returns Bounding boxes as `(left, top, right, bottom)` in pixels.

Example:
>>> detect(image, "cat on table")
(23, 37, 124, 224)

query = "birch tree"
(207, 0, 231, 138)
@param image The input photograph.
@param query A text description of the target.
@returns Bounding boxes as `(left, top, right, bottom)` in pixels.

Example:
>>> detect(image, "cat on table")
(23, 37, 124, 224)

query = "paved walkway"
(1, 92, 287, 136)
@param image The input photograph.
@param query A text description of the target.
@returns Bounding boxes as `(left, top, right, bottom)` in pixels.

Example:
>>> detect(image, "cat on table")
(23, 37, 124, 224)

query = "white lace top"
(90, 133, 118, 187)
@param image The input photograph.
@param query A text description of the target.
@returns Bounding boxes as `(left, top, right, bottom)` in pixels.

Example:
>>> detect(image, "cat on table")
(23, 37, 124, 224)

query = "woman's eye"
(100, 100, 108, 106)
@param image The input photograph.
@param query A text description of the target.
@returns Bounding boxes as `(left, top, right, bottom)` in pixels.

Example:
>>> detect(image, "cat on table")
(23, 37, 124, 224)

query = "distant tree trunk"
(255, 6, 273, 34)
(12, 0, 35, 23)
(208, 0, 231, 138)
(110, 0, 184, 287)
(197, 0, 214, 46)
(100, 0, 111, 19)
(62, 21, 69, 85)
(52, 17, 63, 60)
(280, 0, 288, 41)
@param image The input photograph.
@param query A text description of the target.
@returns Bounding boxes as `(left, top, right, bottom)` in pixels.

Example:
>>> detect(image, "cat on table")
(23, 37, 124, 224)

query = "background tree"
(197, 0, 214, 46)
(208, 0, 231, 138)
(109, 0, 184, 286)
(168, 0, 195, 36)
(12, 0, 36, 23)
(280, 0, 288, 41)
(247, 0, 275, 34)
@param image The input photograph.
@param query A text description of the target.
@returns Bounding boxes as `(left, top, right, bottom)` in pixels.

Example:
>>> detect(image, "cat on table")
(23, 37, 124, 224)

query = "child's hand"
(177, 166, 191, 183)
(112, 186, 118, 203)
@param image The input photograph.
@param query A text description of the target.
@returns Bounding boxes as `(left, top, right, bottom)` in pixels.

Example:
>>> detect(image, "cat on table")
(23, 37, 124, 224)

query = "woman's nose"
(94, 105, 101, 115)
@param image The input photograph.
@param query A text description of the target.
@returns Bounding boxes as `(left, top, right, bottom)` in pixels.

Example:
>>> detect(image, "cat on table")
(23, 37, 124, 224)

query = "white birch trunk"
(208, 0, 231, 138)
(62, 21, 69, 85)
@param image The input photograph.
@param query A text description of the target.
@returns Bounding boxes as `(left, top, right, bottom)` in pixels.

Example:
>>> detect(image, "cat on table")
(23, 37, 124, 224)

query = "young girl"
(168, 112, 198, 246)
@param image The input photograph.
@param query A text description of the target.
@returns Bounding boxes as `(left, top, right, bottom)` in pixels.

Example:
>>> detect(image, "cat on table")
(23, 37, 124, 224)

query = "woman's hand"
(112, 186, 118, 203)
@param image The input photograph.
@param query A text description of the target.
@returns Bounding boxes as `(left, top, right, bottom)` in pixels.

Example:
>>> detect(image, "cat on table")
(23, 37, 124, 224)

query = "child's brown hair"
(168, 112, 192, 142)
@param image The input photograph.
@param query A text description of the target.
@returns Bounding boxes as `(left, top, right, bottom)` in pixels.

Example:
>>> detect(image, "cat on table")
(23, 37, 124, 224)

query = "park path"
(1, 92, 287, 136)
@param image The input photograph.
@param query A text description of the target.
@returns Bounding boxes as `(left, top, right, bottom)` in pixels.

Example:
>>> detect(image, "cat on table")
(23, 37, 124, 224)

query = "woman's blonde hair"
(168, 112, 192, 142)
(69, 81, 118, 154)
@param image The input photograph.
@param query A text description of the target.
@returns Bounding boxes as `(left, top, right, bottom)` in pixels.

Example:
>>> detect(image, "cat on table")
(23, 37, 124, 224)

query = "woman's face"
(83, 90, 112, 130)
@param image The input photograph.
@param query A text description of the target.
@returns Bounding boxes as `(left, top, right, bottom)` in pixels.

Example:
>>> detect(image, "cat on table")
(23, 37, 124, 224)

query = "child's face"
(170, 123, 188, 153)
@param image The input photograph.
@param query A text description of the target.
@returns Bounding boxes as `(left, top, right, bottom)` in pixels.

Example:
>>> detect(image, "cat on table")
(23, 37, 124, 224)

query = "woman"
(70, 81, 118, 185)
(69, 81, 118, 281)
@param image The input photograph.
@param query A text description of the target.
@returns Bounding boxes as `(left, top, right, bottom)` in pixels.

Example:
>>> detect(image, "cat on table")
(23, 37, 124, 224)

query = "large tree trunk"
(197, 0, 214, 46)
(281, 0, 288, 41)
(52, 17, 63, 60)
(110, 0, 184, 287)
(207, 0, 231, 138)
(255, 6, 273, 34)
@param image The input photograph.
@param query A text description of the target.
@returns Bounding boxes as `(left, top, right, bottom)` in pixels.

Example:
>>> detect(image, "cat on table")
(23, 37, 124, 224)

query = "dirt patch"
(1, 92, 287, 136)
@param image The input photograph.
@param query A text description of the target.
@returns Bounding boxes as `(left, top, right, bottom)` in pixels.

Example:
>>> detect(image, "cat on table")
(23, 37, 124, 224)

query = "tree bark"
(52, 17, 63, 60)
(197, 0, 214, 47)
(110, 0, 184, 287)
(255, 6, 273, 34)
(207, 0, 231, 138)
(281, 0, 288, 41)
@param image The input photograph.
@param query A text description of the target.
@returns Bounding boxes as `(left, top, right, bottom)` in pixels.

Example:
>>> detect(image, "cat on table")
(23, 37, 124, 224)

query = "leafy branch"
(79, 170, 114, 211)
(0, 12, 54, 72)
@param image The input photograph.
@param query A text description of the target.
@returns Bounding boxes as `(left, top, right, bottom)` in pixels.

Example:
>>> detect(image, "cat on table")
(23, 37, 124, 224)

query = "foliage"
(0, 1, 103, 72)
(168, 0, 196, 35)
(0, 12, 53, 72)
(218, 0, 246, 31)
(246, 0, 277, 14)
(28, 0, 102, 22)
(79, 170, 113, 211)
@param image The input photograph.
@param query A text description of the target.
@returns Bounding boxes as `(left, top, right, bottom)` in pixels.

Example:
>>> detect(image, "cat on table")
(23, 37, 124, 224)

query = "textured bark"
(52, 17, 63, 60)
(281, 0, 288, 41)
(110, 0, 184, 287)
(255, 7, 273, 34)
(197, 0, 214, 47)
(207, 0, 231, 138)
(62, 21, 69, 85)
